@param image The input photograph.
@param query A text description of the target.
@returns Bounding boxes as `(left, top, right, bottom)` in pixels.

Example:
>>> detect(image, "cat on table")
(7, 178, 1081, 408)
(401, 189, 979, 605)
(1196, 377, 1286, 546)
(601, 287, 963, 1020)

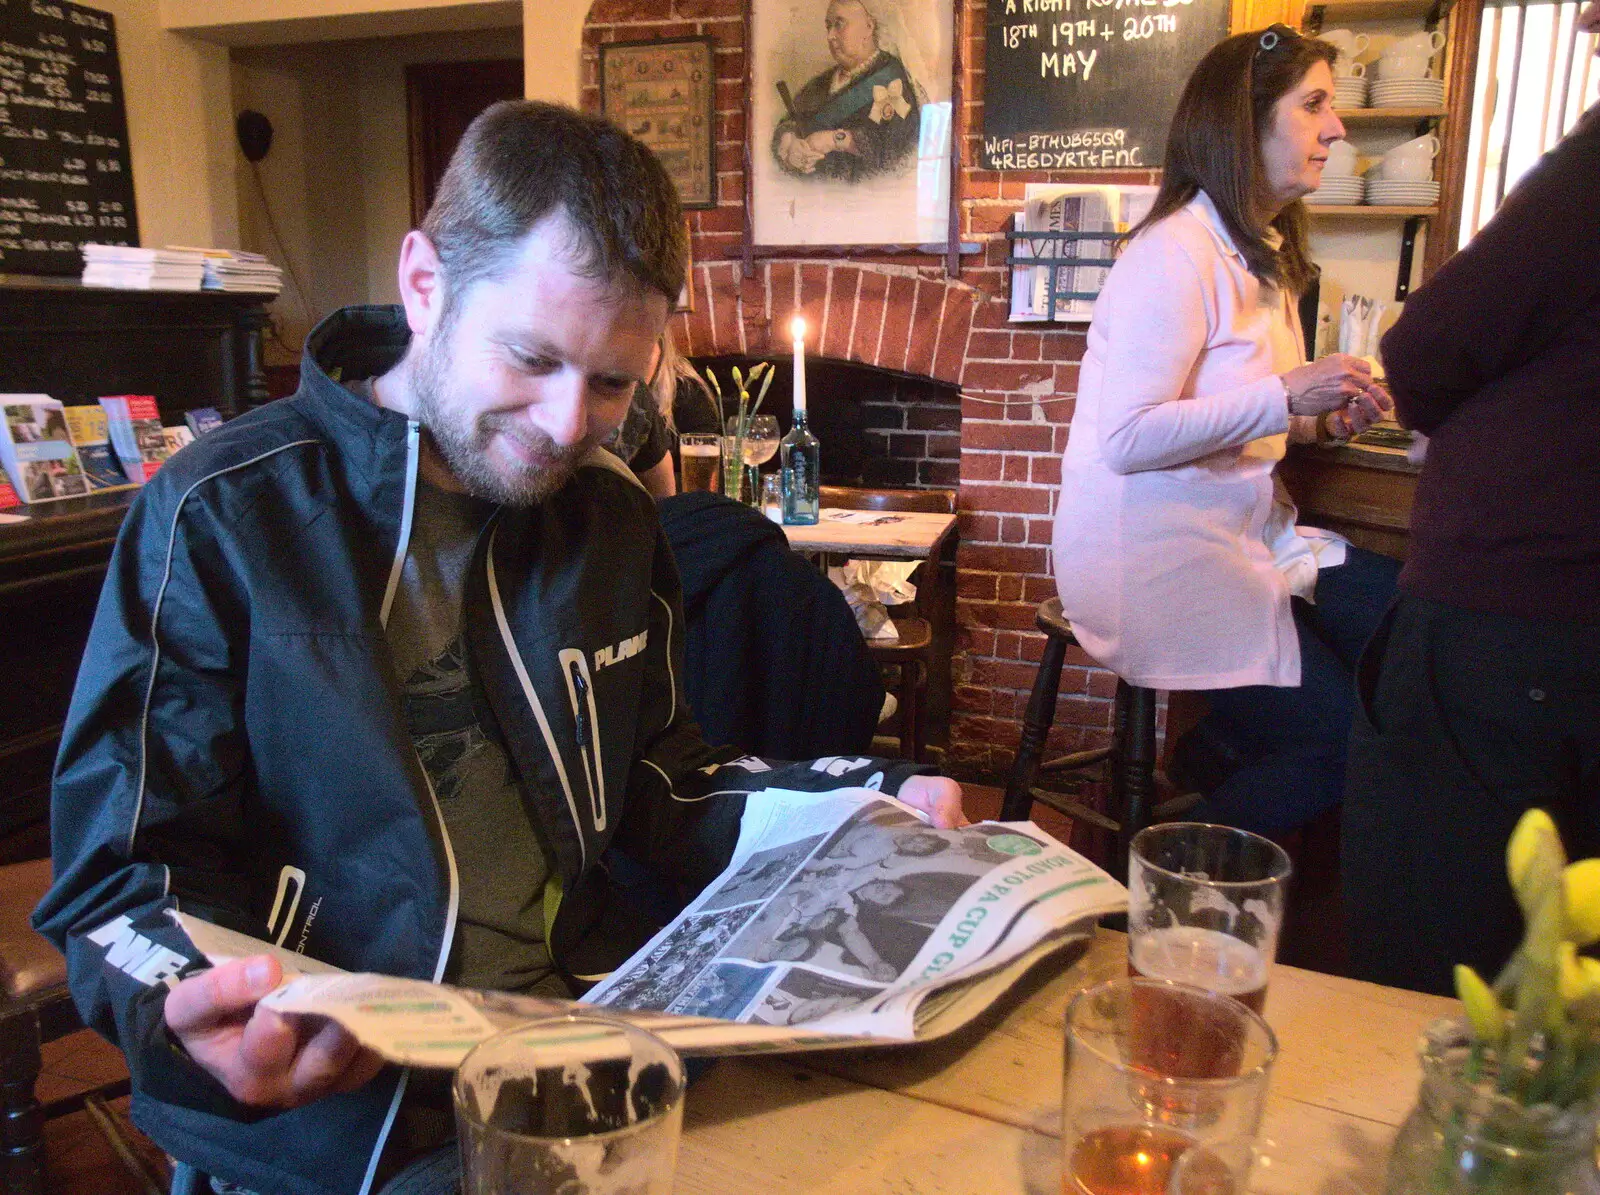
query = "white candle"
(790, 315, 807, 413)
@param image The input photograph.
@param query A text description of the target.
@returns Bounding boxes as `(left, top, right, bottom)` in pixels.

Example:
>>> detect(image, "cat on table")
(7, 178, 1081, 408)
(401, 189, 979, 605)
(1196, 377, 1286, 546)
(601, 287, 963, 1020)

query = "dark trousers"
(1342, 595, 1600, 995)
(1181, 546, 1401, 835)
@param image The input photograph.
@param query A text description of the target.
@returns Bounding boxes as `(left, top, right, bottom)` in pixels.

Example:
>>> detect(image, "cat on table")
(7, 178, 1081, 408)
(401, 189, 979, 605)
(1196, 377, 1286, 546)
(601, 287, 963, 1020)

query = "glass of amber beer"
(1062, 978, 1277, 1195)
(1127, 823, 1291, 1015)
(678, 433, 722, 493)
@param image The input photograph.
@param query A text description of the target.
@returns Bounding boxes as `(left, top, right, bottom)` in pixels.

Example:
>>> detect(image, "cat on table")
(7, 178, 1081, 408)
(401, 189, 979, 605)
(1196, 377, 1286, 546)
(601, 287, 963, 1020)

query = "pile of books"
(175, 247, 285, 295)
(81, 245, 207, 291)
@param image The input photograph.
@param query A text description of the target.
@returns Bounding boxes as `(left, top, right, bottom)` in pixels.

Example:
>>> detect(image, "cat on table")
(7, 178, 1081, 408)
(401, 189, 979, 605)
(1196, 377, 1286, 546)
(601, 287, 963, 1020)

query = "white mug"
(1324, 140, 1358, 176)
(1390, 133, 1441, 158)
(1377, 53, 1433, 80)
(1335, 58, 1368, 79)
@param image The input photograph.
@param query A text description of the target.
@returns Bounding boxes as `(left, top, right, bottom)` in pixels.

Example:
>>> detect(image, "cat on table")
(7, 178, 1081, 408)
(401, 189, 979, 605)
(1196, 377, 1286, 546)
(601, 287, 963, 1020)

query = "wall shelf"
(1307, 205, 1438, 216)
(1308, 0, 1451, 23)
(1335, 107, 1448, 124)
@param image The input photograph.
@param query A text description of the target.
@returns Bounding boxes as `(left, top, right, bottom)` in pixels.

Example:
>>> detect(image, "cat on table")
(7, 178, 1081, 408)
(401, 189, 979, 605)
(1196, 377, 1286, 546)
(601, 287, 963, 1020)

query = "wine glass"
(727, 414, 780, 505)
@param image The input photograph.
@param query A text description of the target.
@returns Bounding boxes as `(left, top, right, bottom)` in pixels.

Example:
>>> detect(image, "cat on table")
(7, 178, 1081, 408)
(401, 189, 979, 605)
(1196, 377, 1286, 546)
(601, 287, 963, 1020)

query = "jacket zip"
(559, 648, 607, 831)
(361, 420, 461, 1195)
(484, 521, 592, 870)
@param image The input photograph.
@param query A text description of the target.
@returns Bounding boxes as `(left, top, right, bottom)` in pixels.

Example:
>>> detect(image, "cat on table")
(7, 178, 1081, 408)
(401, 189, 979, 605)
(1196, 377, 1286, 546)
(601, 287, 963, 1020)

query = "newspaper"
(172, 786, 1126, 1069)
(1009, 184, 1158, 323)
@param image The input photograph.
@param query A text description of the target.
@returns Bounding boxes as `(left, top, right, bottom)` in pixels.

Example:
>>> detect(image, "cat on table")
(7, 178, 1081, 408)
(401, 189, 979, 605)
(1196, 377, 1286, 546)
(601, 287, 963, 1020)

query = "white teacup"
(1323, 140, 1358, 176)
(1335, 58, 1368, 79)
(1391, 29, 1447, 55)
(1380, 155, 1435, 182)
(1377, 53, 1433, 80)
(1320, 28, 1371, 59)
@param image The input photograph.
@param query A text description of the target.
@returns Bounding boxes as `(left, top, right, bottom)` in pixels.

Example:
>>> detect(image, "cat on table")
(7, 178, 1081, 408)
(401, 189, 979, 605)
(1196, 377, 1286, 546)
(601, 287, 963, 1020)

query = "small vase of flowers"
(1386, 810, 1600, 1195)
(704, 362, 774, 504)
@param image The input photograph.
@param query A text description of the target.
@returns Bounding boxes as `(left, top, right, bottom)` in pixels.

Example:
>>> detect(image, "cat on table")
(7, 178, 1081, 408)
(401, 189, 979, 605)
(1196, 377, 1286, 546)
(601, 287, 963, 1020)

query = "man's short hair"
(421, 100, 687, 308)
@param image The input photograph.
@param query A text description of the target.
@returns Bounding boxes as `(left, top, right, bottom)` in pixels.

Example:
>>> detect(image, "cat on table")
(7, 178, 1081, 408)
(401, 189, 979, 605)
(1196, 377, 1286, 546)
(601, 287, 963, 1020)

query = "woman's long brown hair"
(1126, 29, 1338, 296)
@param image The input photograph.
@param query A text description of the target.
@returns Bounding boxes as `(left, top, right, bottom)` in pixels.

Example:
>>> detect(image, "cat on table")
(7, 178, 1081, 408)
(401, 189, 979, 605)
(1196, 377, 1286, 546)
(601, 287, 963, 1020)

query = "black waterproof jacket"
(660, 491, 885, 758)
(33, 306, 931, 1195)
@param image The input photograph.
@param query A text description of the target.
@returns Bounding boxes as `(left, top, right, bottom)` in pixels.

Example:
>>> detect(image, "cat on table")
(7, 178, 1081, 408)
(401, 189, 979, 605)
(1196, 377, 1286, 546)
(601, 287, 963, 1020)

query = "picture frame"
(676, 222, 695, 313)
(600, 37, 717, 210)
(746, 0, 956, 251)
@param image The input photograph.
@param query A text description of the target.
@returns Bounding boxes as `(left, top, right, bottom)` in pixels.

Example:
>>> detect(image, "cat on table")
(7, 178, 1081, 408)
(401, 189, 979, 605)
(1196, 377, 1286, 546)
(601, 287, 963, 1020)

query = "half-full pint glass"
(1127, 823, 1291, 1015)
(454, 1014, 685, 1195)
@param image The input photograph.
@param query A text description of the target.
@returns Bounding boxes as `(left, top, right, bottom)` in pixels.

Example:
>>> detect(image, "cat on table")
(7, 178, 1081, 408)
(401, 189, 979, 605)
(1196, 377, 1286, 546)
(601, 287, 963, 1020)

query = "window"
(1460, 2, 1599, 243)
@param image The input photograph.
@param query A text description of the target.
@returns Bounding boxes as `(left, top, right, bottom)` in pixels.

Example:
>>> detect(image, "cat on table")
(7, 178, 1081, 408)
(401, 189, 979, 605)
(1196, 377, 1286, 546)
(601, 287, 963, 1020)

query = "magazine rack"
(1004, 228, 1122, 322)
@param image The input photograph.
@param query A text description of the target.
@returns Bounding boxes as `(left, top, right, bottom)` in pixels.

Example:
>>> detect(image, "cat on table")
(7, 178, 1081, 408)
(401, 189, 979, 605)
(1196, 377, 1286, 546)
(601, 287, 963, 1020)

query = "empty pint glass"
(1127, 823, 1291, 1016)
(454, 1014, 685, 1195)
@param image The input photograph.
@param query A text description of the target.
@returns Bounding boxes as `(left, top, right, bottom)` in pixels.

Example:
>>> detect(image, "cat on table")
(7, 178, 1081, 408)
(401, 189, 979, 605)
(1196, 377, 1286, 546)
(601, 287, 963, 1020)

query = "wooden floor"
(36, 1029, 169, 1195)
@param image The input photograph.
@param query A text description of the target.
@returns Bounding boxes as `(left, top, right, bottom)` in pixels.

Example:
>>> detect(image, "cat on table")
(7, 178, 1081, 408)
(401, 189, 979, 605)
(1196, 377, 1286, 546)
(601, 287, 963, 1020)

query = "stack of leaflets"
(0, 395, 92, 503)
(99, 395, 169, 483)
(82, 245, 207, 291)
(62, 405, 139, 493)
(172, 248, 284, 296)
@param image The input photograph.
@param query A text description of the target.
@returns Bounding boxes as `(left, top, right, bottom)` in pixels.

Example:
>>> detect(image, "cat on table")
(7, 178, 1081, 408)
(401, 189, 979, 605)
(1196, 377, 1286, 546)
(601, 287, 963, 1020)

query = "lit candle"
(790, 315, 807, 414)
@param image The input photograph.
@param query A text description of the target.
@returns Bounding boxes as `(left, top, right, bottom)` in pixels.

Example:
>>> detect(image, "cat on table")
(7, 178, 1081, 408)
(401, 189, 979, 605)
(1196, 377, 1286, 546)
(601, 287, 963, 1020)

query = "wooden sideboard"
(1279, 443, 1420, 561)
(0, 281, 272, 854)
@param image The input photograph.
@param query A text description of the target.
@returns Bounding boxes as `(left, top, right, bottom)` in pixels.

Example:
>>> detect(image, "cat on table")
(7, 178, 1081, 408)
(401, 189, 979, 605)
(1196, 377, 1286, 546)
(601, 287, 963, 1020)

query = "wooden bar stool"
(999, 598, 1196, 877)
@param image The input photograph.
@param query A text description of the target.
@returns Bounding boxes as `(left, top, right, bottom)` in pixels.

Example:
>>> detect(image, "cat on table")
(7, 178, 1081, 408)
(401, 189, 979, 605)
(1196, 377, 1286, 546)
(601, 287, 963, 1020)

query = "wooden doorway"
(405, 59, 524, 227)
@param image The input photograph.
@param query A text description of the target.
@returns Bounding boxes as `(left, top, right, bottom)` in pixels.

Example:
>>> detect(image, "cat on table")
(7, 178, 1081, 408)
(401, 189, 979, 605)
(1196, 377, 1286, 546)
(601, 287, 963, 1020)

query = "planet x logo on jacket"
(85, 915, 191, 987)
(592, 628, 648, 672)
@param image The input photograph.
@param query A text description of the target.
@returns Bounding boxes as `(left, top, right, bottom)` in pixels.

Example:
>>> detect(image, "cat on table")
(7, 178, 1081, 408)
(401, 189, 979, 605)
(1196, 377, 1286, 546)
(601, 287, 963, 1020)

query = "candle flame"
(790, 315, 807, 341)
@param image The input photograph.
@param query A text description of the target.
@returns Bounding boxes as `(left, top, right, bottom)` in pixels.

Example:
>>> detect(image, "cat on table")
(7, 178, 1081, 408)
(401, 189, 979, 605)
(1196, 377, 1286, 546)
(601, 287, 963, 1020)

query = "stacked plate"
(1365, 178, 1440, 206)
(1369, 77, 1445, 108)
(1305, 175, 1366, 205)
(1333, 75, 1368, 109)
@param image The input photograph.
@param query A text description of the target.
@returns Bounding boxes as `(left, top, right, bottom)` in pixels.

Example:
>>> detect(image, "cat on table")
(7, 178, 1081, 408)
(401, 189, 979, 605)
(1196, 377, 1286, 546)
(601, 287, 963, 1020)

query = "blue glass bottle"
(780, 407, 819, 525)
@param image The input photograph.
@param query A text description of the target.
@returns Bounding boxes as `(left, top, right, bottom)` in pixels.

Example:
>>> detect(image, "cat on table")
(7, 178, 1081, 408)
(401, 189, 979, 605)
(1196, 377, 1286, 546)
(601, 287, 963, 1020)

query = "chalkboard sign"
(981, 0, 1231, 172)
(0, 0, 137, 275)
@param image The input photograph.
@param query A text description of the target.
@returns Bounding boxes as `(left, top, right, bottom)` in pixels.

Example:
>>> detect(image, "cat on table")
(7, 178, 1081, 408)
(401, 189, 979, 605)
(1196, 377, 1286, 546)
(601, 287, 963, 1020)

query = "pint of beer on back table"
(678, 433, 722, 494)
(1060, 823, 1292, 1195)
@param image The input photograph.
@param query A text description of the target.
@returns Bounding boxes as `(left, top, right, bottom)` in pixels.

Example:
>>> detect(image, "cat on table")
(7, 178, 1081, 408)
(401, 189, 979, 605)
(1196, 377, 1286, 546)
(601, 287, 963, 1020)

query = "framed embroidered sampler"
(600, 37, 718, 210)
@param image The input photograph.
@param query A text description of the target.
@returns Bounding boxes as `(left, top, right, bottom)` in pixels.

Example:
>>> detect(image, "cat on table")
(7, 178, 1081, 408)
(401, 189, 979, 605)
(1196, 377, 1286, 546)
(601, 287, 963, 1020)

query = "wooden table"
(675, 930, 1455, 1193)
(778, 508, 958, 560)
(1279, 443, 1420, 562)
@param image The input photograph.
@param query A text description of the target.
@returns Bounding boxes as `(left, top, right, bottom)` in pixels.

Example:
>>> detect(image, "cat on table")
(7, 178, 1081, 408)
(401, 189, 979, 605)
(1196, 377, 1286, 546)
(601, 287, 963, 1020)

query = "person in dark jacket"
(33, 101, 963, 1195)
(1342, 8, 1600, 997)
(659, 490, 885, 759)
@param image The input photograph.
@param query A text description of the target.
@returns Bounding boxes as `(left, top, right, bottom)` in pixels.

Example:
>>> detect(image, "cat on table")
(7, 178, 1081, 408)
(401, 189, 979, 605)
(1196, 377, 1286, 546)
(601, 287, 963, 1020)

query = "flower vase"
(1386, 1019, 1600, 1195)
(720, 433, 747, 503)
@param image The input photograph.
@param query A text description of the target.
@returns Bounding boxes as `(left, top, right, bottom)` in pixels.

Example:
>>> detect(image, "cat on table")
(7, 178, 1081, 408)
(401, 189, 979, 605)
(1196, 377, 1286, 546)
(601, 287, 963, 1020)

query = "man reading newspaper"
(33, 101, 962, 1195)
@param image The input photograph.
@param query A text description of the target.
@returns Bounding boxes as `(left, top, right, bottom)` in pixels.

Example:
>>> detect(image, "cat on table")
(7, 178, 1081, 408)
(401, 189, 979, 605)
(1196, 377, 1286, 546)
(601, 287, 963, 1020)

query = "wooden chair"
(1, 857, 145, 1195)
(818, 487, 957, 763)
(998, 598, 1198, 878)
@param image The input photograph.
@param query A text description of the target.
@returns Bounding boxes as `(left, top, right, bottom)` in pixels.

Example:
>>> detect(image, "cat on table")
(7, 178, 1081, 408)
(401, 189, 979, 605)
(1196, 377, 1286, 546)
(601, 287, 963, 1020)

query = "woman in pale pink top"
(1052, 28, 1397, 833)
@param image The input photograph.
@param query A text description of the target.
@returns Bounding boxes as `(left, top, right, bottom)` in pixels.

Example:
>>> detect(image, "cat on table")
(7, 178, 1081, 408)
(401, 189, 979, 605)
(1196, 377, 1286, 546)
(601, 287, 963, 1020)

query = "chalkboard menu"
(982, 0, 1230, 172)
(0, 0, 137, 275)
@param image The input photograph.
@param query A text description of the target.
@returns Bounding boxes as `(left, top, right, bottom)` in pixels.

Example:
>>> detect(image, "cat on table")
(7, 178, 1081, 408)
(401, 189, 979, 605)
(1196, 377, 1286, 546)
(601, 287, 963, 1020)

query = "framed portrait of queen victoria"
(749, 0, 954, 248)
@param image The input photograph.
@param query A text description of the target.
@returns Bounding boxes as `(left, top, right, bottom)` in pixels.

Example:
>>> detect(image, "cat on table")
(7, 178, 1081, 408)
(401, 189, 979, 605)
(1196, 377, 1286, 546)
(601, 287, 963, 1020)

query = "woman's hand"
(1325, 381, 1394, 438)
(1282, 354, 1384, 417)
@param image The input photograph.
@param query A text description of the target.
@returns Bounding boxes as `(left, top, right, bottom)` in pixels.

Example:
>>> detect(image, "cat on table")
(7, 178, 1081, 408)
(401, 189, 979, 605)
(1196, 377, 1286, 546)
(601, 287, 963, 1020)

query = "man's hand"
(164, 956, 384, 1109)
(897, 775, 968, 828)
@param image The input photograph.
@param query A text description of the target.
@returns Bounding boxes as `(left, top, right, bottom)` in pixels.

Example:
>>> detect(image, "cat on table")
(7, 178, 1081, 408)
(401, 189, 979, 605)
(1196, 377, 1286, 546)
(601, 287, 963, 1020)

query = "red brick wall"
(582, 0, 1163, 778)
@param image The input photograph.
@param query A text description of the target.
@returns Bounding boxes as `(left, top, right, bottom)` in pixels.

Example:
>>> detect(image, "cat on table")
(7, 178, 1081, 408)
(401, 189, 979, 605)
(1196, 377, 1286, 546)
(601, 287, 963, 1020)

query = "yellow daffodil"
(1508, 809, 1566, 914)
(1564, 859, 1600, 946)
(1455, 964, 1507, 1043)
(1558, 942, 1600, 1004)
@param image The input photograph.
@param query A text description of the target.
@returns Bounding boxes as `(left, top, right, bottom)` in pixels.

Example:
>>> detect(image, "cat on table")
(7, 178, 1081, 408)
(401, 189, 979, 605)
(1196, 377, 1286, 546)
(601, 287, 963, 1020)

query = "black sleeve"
(628, 402, 673, 474)
(1381, 107, 1600, 433)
